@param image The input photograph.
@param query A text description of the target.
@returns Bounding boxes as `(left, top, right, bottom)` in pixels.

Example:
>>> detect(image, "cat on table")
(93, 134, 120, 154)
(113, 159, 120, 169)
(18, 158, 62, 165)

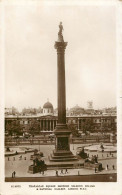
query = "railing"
(5, 135, 112, 146)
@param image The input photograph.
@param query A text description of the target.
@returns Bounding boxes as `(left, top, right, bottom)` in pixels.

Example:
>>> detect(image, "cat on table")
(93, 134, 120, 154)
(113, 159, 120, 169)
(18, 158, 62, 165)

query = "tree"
(29, 119, 40, 135)
(80, 119, 94, 134)
(101, 122, 109, 134)
(67, 123, 78, 136)
(5, 120, 22, 136)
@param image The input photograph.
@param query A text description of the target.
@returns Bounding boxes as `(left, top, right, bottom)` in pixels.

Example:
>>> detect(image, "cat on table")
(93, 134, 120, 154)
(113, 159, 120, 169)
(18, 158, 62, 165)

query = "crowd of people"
(8, 155, 27, 161)
(55, 168, 68, 176)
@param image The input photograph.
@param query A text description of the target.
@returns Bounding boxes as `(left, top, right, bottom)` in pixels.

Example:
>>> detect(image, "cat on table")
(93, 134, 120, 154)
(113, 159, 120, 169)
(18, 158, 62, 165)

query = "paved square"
(5, 144, 117, 178)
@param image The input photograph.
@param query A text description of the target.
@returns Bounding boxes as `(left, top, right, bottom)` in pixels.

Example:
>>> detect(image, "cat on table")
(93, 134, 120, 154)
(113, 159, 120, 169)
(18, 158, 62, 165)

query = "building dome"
(43, 100, 53, 116)
(43, 101, 53, 109)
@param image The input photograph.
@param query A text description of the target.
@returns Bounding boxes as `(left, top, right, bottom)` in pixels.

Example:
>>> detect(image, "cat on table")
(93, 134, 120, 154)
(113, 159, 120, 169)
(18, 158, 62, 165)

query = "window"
(24, 121, 28, 124)
(68, 120, 71, 123)
(20, 121, 23, 125)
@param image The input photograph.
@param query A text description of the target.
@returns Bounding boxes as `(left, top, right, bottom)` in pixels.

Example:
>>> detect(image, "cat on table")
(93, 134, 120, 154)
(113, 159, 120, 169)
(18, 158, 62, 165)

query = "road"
(5, 173, 117, 182)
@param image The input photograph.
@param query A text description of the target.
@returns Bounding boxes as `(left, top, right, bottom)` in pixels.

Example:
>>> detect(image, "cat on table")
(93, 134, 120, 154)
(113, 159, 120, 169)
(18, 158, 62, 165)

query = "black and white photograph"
(0, 0, 122, 194)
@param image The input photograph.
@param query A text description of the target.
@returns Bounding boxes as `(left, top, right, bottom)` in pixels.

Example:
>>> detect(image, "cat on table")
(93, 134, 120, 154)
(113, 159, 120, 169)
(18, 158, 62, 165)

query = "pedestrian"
(60, 169, 63, 174)
(107, 164, 109, 170)
(78, 171, 80, 175)
(33, 159, 35, 166)
(112, 165, 115, 170)
(65, 168, 68, 174)
(13, 171, 16, 177)
(56, 170, 58, 176)
(95, 167, 97, 173)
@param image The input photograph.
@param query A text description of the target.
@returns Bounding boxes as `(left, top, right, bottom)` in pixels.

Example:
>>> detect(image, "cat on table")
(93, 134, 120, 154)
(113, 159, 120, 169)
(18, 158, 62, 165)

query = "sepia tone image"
(4, 4, 117, 182)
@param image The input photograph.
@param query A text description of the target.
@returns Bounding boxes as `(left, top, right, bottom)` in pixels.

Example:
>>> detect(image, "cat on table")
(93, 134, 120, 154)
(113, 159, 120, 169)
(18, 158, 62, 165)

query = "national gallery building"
(5, 101, 117, 134)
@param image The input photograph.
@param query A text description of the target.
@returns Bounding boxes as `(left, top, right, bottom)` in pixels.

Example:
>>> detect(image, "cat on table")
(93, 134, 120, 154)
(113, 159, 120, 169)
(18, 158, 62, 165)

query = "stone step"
(50, 153, 75, 159)
(53, 150, 72, 156)
(47, 164, 84, 169)
(49, 157, 78, 162)
(47, 164, 75, 168)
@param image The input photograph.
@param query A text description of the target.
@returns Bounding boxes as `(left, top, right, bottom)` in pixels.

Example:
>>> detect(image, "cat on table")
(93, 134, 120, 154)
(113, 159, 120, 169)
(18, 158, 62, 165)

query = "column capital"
(54, 41, 67, 52)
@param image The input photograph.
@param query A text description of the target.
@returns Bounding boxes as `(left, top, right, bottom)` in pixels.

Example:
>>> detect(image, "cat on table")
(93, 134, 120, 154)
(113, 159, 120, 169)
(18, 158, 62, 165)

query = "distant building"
(102, 107, 117, 115)
(5, 108, 12, 115)
(5, 114, 117, 134)
(69, 105, 85, 116)
(85, 101, 94, 115)
(5, 102, 117, 134)
(5, 107, 19, 116)
(87, 101, 93, 109)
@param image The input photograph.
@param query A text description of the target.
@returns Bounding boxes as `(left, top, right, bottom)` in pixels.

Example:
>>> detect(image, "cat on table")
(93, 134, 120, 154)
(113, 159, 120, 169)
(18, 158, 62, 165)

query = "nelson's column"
(49, 22, 78, 165)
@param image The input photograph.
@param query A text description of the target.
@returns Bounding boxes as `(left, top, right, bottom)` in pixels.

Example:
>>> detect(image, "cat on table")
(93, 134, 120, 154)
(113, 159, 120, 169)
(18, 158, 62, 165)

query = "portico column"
(78, 118, 80, 131)
(43, 120, 45, 130)
(42, 120, 43, 130)
(53, 120, 55, 130)
(50, 120, 52, 131)
(40, 119, 41, 130)
(46, 120, 48, 130)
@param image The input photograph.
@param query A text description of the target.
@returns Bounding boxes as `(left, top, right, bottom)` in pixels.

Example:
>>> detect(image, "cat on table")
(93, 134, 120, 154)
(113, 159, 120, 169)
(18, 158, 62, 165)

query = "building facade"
(5, 101, 117, 135)
(5, 114, 117, 134)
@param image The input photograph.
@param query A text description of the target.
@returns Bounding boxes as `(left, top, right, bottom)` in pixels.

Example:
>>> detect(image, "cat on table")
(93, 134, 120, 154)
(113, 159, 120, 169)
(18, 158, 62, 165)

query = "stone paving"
(5, 144, 117, 178)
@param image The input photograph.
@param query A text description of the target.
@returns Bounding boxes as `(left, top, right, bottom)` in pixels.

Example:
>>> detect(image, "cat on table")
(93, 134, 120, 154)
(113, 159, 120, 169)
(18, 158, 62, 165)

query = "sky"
(4, 4, 116, 111)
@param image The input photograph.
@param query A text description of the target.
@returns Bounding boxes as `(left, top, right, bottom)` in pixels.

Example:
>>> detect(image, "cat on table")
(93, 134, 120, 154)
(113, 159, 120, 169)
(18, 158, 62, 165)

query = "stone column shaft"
(55, 42, 67, 125)
(42, 120, 43, 130)
(53, 120, 54, 130)
(46, 120, 48, 130)
(40, 120, 41, 130)
(50, 120, 51, 131)
(78, 118, 80, 131)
